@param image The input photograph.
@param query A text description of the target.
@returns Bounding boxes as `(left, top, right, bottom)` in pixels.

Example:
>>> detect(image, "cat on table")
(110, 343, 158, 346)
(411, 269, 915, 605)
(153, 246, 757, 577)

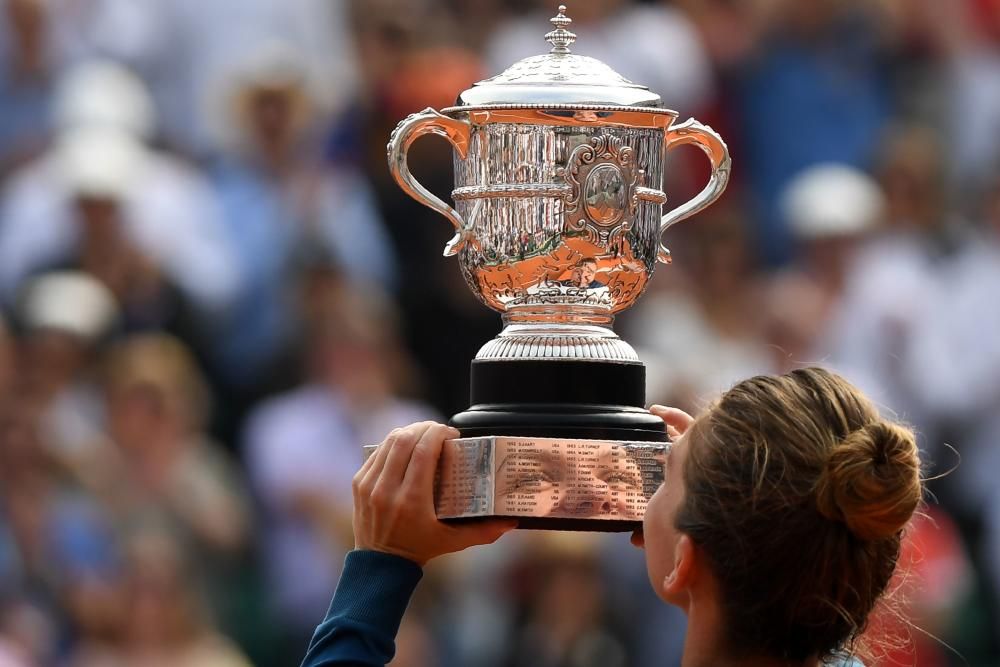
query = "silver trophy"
(381, 5, 730, 530)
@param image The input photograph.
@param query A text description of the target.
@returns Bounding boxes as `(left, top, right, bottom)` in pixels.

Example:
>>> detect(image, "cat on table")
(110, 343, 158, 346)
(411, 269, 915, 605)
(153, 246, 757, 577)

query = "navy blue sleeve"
(301, 550, 424, 667)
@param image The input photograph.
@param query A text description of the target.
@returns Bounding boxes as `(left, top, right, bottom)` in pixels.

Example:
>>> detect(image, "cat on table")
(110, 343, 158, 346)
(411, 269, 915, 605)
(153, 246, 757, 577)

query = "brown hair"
(104, 334, 211, 429)
(675, 367, 922, 662)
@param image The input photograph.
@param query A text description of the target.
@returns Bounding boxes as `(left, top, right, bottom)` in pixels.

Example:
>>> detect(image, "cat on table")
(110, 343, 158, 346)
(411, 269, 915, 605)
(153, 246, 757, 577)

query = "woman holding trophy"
(301, 367, 922, 667)
(302, 7, 923, 665)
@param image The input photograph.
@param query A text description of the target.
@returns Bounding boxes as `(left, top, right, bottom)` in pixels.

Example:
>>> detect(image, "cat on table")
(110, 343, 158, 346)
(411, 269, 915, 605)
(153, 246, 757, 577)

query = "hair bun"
(815, 420, 921, 541)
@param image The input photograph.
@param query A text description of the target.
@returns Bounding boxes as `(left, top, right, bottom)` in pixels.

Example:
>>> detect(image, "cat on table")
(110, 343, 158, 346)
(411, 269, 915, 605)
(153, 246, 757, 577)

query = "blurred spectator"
(87, 333, 255, 656)
(0, 0, 359, 159)
(896, 167, 1000, 657)
(937, 0, 1000, 188)
(348, 0, 468, 105)
(763, 163, 886, 391)
(99, 334, 250, 560)
(70, 529, 251, 667)
(206, 42, 396, 392)
(824, 127, 950, 433)
(346, 23, 493, 417)
(0, 0, 53, 175)
(672, 0, 779, 70)
(15, 272, 117, 477)
(896, 167, 1000, 511)
(877, 124, 950, 236)
(0, 0, 201, 166)
(144, 0, 359, 156)
(244, 285, 436, 639)
(0, 61, 241, 338)
(0, 397, 116, 660)
(501, 534, 631, 667)
(735, 0, 894, 265)
(626, 206, 772, 412)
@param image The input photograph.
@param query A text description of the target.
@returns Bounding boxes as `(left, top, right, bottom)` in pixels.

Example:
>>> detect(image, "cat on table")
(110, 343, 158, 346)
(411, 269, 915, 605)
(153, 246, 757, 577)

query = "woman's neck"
(681, 595, 820, 667)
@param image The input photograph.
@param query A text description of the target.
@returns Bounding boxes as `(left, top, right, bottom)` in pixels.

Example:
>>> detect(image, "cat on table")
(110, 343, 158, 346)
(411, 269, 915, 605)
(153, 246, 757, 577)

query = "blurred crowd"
(0, 0, 998, 665)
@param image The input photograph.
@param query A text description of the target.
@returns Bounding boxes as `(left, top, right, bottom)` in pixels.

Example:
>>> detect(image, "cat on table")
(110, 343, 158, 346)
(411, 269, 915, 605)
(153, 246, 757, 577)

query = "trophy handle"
(657, 119, 732, 263)
(387, 107, 472, 256)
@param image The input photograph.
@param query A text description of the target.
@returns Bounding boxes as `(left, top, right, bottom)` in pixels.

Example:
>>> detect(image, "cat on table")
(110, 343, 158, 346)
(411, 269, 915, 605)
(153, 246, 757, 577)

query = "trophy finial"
(545, 5, 576, 54)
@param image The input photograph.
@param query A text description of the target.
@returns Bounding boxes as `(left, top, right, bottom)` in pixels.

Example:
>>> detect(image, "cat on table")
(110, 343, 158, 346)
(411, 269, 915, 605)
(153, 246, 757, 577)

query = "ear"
(661, 534, 696, 604)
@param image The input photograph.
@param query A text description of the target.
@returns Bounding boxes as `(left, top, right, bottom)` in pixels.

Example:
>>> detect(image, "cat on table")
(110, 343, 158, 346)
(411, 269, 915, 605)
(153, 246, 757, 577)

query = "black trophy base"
(448, 359, 667, 532)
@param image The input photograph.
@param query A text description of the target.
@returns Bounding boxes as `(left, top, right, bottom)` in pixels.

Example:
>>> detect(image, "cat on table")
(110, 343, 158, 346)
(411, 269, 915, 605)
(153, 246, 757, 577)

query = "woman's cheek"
(642, 484, 676, 596)
(643, 482, 667, 536)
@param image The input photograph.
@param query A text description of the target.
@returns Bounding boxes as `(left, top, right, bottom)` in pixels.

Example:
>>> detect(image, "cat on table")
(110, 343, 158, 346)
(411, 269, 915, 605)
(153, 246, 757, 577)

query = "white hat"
(54, 127, 148, 200)
(53, 60, 156, 140)
(20, 272, 119, 341)
(781, 164, 885, 240)
(207, 39, 314, 155)
(234, 40, 308, 90)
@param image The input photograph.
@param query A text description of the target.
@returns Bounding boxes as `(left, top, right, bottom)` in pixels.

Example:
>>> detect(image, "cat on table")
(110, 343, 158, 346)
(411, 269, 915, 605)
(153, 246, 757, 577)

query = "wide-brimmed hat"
(19, 271, 119, 342)
(53, 60, 156, 140)
(209, 40, 316, 156)
(53, 126, 149, 200)
(781, 164, 885, 240)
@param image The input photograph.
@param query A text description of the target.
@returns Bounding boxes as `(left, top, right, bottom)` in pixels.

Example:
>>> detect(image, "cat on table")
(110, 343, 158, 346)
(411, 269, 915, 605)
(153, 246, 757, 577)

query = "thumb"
(479, 519, 519, 542)
(447, 519, 518, 550)
(650, 404, 695, 435)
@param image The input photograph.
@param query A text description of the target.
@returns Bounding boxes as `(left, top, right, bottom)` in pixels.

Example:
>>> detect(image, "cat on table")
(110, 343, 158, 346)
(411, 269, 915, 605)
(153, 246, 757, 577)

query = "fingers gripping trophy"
(382, 5, 731, 530)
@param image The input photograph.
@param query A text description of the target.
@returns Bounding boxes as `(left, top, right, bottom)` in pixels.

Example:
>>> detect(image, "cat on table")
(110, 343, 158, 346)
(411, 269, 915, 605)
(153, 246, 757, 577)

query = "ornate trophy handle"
(387, 107, 472, 256)
(657, 119, 732, 263)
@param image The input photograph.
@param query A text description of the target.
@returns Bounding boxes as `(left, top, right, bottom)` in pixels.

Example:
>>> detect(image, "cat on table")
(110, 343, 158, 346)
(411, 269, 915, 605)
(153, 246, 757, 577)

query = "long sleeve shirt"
(301, 550, 868, 667)
(300, 550, 423, 667)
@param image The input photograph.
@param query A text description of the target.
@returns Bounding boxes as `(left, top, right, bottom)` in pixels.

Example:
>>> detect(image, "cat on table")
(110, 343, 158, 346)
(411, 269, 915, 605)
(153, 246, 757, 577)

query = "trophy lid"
(455, 5, 663, 109)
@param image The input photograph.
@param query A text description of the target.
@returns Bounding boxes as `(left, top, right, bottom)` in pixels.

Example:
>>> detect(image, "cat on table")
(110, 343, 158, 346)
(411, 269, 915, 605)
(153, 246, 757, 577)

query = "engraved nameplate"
(362, 436, 668, 527)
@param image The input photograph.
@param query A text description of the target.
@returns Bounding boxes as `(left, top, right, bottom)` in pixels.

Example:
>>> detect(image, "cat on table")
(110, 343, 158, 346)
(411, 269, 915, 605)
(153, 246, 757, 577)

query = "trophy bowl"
(383, 5, 731, 530)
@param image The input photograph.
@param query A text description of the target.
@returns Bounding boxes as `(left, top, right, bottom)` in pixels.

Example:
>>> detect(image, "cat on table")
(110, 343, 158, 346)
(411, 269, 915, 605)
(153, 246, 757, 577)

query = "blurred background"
(0, 0, 997, 665)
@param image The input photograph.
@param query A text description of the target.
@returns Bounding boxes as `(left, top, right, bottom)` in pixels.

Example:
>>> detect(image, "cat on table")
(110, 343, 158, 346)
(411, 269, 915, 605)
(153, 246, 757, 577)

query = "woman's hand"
(631, 405, 696, 549)
(352, 422, 517, 566)
(649, 404, 695, 440)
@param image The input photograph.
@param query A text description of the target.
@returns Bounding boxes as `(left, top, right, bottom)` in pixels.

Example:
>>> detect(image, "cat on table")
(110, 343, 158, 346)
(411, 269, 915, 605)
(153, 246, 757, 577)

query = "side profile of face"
(632, 370, 924, 663)
(639, 429, 692, 609)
